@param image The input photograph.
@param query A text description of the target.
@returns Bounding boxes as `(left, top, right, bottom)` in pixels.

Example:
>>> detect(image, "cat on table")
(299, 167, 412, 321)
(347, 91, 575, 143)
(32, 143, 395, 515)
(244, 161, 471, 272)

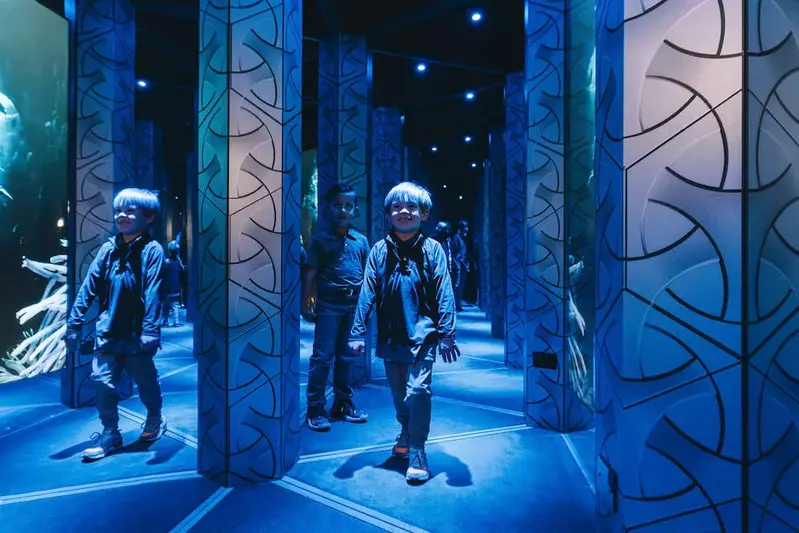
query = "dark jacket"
(350, 233, 456, 361)
(162, 256, 185, 297)
(67, 233, 164, 354)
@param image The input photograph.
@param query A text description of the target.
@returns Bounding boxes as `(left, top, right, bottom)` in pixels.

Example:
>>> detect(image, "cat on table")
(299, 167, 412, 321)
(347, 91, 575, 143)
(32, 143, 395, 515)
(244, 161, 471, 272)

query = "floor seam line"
(559, 433, 596, 495)
(169, 486, 233, 533)
(0, 470, 200, 505)
(275, 476, 430, 533)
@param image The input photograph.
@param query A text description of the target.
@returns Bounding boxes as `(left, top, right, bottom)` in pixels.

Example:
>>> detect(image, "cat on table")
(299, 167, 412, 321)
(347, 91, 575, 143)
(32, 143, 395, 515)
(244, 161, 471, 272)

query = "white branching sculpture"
(0, 240, 67, 384)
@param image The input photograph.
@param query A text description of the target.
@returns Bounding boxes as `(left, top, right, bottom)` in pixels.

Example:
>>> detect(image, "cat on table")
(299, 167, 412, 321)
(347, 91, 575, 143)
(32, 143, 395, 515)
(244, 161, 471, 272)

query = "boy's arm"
(350, 244, 381, 340)
(430, 242, 457, 339)
(66, 246, 107, 331)
(141, 243, 165, 339)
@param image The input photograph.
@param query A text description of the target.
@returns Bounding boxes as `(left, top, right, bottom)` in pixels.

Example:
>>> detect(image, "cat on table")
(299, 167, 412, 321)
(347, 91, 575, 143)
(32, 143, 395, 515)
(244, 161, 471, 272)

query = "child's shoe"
(140, 417, 168, 442)
(82, 429, 123, 461)
(406, 446, 430, 483)
(330, 399, 368, 423)
(391, 431, 410, 459)
(306, 406, 332, 431)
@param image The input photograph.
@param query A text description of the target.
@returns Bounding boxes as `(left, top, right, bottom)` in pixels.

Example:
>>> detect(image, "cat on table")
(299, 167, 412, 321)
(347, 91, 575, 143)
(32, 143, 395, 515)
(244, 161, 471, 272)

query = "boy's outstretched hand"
(349, 340, 365, 355)
(439, 338, 460, 363)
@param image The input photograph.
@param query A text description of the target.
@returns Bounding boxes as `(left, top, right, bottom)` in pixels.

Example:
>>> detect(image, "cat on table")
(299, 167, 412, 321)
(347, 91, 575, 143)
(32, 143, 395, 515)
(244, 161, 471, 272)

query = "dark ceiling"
(48, 0, 526, 221)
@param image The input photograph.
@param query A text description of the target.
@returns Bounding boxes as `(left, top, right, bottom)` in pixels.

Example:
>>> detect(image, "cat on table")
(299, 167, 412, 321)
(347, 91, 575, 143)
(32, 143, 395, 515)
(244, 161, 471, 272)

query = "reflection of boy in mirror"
(161, 240, 185, 327)
(303, 184, 370, 432)
(65, 188, 167, 461)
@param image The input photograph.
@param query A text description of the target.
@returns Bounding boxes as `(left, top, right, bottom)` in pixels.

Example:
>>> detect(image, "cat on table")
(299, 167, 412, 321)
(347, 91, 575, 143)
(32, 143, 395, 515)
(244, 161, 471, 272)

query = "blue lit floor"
(0, 306, 596, 532)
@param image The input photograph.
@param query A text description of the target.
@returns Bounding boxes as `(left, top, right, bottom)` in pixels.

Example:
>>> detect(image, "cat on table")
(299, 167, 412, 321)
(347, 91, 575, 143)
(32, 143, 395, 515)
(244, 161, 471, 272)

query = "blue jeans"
(383, 344, 435, 448)
(307, 297, 358, 408)
(91, 352, 163, 430)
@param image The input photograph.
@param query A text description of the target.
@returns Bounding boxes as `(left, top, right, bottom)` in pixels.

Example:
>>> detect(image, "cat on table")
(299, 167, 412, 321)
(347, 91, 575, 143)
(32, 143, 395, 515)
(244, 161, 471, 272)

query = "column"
(317, 34, 371, 235)
(595, 0, 799, 530)
(135, 120, 166, 245)
(197, 0, 302, 485)
(505, 71, 526, 369)
(524, 0, 594, 431)
(63, 0, 135, 408)
(480, 161, 491, 314)
(488, 129, 506, 338)
(371, 107, 403, 240)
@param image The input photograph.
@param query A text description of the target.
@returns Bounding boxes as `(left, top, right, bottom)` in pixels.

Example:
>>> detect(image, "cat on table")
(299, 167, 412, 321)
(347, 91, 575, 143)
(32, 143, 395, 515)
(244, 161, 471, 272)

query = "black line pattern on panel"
(197, 0, 302, 486)
(371, 107, 402, 241)
(68, 0, 135, 407)
(317, 35, 370, 235)
(525, 0, 593, 433)
(489, 128, 506, 339)
(505, 72, 526, 370)
(596, 0, 799, 530)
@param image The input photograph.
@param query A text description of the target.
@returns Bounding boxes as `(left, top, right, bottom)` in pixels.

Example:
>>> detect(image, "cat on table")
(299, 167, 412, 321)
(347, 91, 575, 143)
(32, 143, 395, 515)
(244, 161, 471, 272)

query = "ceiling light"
(470, 11, 483, 23)
(136, 79, 149, 88)
(416, 63, 427, 73)
(465, 92, 475, 100)
(431, 146, 438, 152)
(464, 136, 472, 143)
(471, 162, 477, 168)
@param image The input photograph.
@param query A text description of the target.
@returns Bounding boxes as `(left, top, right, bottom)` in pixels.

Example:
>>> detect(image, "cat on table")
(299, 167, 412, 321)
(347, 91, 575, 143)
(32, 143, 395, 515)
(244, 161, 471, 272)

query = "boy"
(162, 240, 185, 327)
(349, 182, 460, 484)
(303, 184, 370, 431)
(65, 188, 167, 461)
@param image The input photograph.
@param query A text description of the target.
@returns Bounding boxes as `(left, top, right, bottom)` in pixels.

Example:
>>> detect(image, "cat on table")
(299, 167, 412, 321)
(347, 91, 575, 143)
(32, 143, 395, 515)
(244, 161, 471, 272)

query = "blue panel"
(505, 71, 526, 369)
(316, 35, 371, 236)
(595, 0, 799, 530)
(489, 129, 506, 338)
(196, 0, 302, 485)
(64, 0, 136, 408)
(370, 107, 402, 240)
(524, 0, 593, 433)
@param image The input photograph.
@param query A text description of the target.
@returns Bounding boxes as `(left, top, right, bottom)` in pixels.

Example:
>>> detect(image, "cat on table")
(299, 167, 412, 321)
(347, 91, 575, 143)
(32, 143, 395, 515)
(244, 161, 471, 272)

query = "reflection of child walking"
(162, 241, 185, 327)
(349, 182, 460, 484)
(65, 188, 167, 462)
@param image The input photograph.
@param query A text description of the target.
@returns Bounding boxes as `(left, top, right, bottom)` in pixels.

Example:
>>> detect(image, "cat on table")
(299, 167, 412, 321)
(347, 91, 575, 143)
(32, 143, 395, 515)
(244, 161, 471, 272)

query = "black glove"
(439, 337, 460, 364)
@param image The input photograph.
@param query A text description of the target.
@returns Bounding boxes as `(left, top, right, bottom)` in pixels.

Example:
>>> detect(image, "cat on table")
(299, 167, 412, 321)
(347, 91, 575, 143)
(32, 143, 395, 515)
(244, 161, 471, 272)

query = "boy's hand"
(349, 340, 365, 355)
(439, 338, 460, 363)
(302, 298, 317, 323)
(140, 335, 159, 353)
(64, 329, 79, 351)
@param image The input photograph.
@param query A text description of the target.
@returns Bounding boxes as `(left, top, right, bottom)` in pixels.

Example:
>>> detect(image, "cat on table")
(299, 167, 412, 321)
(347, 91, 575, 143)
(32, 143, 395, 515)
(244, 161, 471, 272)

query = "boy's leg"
(83, 353, 126, 460)
(90, 353, 126, 430)
(330, 300, 367, 423)
(405, 346, 435, 483)
(384, 360, 410, 457)
(306, 302, 339, 430)
(126, 354, 166, 441)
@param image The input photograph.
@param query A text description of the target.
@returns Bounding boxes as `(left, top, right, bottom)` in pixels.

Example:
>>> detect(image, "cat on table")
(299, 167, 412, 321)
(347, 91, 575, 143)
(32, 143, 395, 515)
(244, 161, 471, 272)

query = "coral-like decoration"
(0, 240, 67, 384)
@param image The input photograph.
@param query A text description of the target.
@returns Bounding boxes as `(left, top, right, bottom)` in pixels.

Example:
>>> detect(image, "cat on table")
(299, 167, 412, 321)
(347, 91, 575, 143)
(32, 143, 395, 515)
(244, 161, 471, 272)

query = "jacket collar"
(110, 231, 151, 249)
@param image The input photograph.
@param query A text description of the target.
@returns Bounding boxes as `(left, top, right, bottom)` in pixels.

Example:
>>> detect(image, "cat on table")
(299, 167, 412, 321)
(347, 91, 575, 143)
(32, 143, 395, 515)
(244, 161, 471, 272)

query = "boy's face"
(328, 192, 357, 228)
(115, 205, 153, 237)
(388, 199, 428, 235)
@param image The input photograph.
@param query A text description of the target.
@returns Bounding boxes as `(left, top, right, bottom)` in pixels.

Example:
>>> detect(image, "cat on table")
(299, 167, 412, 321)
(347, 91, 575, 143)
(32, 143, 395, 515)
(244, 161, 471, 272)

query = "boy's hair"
(384, 182, 432, 214)
(323, 184, 357, 205)
(167, 240, 180, 256)
(113, 188, 160, 218)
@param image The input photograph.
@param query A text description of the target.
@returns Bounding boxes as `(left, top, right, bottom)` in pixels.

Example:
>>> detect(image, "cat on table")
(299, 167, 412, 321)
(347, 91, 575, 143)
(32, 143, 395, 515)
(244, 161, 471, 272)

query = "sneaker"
(406, 446, 430, 483)
(140, 417, 167, 442)
(82, 429, 123, 461)
(306, 406, 331, 432)
(330, 399, 368, 423)
(392, 431, 410, 459)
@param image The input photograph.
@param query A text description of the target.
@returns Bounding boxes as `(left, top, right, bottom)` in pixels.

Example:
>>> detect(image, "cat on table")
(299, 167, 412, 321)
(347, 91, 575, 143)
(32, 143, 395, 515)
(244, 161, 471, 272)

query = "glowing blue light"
(465, 92, 475, 100)
(136, 79, 149, 88)
(470, 11, 483, 23)
(431, 146, 438, 152)
(416, 63, 427, 72)
(464, 136, 472, 143)
(471, 162, 477, 168)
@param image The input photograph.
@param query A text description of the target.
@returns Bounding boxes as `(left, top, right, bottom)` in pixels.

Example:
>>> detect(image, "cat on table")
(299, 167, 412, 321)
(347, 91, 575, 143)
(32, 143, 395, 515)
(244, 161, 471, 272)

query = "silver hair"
(384, 182, 433, 213)
(113, 188, 161, 216)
